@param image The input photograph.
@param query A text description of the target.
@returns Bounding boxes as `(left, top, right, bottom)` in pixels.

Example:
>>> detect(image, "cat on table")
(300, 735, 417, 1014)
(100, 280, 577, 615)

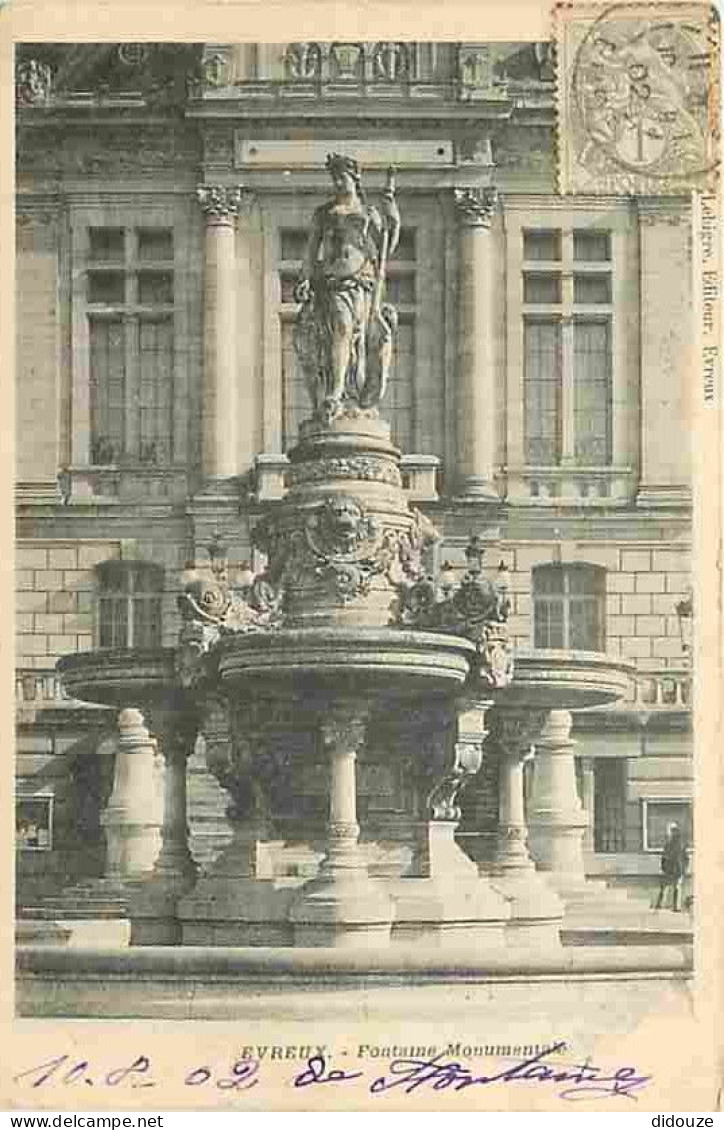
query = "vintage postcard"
(2, 0, 723, 1113)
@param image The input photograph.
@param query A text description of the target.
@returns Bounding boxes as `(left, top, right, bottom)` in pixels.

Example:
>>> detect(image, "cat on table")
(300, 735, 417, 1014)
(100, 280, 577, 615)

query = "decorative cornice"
(636, 198, 691, 227)
(453, 186, 498, 227)
(196, 184, 248, 222)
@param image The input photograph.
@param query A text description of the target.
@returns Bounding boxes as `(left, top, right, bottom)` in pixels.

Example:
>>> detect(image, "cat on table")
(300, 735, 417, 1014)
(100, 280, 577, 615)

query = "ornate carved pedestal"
(391, 699, 510, 948)
(179, 698, 295, 946)
(289, 705, 394, 948)
(483, 710, 564, 948)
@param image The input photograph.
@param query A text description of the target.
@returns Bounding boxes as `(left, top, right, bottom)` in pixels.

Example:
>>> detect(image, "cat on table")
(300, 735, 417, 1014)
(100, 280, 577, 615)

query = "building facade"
(15, 41, 693, 913)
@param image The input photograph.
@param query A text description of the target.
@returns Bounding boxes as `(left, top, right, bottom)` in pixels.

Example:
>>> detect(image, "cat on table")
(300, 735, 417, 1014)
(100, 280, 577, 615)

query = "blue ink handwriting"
(368, 1044, 651, 1101)
(293, 1055, 364, 1088)
(15, 1046, 651, 1103)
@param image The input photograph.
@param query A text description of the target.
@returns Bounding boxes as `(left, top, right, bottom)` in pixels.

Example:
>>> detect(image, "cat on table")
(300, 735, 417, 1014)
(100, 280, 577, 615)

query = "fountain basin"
(217, 627, 477, 701)
(496, 650, 635, 711)
(57, 630, 478, 708)
(57, 647, 178, 707)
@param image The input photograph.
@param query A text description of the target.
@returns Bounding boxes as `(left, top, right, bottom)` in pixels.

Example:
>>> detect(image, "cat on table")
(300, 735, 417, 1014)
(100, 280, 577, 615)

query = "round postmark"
(570, 3, 719, 185)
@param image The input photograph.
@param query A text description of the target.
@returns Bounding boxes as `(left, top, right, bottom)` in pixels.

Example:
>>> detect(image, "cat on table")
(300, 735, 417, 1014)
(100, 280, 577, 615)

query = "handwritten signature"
(14, 1045, 651, 1102)
(295, 1045, 651, 1101)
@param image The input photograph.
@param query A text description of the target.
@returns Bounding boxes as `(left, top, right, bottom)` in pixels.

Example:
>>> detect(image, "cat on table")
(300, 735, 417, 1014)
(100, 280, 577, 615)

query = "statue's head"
(326, 152, 362, 197)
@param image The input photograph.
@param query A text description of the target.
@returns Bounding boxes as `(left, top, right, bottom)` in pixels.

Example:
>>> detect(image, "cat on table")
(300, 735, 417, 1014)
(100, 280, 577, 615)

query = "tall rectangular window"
(522, 227, 612, 467)
(87, 226, 175, 466)
(280, 318, 309, 449)
(594, 760, 627, 852)
(574, 320, 612, 465)
(138, 319, 174, 465)
(524, 320, 561, 465)
(89, 318, 126, 465)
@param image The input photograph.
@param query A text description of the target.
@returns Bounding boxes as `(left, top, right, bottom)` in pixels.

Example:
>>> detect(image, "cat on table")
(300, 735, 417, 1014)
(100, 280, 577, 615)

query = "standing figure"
(293, 154, 401, 422)
(654, 822, 688, 912)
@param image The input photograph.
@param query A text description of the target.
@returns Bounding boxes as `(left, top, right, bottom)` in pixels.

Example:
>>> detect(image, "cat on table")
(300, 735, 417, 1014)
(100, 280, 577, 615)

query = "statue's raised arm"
(292, 154, 401, 425)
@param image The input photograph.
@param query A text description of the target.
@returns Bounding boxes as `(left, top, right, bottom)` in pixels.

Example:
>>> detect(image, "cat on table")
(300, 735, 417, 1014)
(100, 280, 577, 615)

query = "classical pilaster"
(235, 192, 260, 474)
(130, 709, 199, 945)
(101, 709, 163, 881)
(197, 185, 244, 483)
(483, 709, 564, 948)
(526, 709, 589, 897)
(636, 200, 693, 507)
(453, 186, 499, 500)
(290, 705, 393, 947)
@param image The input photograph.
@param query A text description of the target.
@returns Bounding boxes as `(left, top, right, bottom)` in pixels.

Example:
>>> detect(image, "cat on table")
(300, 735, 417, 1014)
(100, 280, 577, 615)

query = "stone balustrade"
(61, 466, 189, 504)
(623, 667, 692, 709)
(505, 466, 636, 506)
(15, 668, 68, 706)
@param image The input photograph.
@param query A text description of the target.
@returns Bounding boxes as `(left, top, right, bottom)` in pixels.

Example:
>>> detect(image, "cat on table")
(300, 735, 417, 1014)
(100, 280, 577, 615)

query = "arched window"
(95, 560, 163, 649)
(532, 563, 605, 651)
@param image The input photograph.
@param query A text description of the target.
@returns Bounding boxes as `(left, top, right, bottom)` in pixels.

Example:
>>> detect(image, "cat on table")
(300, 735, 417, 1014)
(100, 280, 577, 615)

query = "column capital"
(453, 186, 499, 228)
(321, 706, 369, 753)
(146, 706, 199, 765)
(491, 708, 547, 760)
(196, 184, 250, 223)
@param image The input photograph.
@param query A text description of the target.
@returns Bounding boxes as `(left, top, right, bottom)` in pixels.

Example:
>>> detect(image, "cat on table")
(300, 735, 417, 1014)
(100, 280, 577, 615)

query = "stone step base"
(16, 919, 72, 946)
(16, 944, 692, 1034)
(562, 923, 693, 947)
(19, 880, 132, 921)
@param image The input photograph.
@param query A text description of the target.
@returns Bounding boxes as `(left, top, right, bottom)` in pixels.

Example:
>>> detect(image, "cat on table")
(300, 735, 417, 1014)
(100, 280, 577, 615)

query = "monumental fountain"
(51, 157, 659, 961)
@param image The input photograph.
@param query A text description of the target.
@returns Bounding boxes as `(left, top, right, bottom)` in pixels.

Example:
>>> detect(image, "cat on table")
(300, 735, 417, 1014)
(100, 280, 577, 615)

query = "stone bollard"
(101, 709, 162, 882)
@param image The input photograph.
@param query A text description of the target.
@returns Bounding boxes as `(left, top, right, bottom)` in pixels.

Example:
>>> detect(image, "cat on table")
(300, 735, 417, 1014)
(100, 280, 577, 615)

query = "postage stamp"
(556, 1, 721, 193)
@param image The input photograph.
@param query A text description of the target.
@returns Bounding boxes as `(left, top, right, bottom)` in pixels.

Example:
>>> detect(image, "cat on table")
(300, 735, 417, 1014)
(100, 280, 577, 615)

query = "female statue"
(293, 154, 401, 422)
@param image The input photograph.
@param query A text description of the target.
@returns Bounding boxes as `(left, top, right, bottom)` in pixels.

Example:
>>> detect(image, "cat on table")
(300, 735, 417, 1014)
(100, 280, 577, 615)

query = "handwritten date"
(14, 1054, 259, 1092)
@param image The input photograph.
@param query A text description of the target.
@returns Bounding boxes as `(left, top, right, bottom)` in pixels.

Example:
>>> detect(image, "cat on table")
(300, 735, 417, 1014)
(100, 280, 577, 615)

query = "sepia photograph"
(6, 8, 722, 1111)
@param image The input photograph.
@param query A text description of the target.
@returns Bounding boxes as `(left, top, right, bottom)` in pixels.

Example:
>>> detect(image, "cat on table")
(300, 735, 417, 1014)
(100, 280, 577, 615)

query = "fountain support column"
(101, 708, 162, 882)
(319, 709, 367, 877)
(290, 704, 393, 947)
(527, 709, 590, 900)
(453, 187, 499, 501)
(483, 710, 564, 947)
(130, 709, 199, 945)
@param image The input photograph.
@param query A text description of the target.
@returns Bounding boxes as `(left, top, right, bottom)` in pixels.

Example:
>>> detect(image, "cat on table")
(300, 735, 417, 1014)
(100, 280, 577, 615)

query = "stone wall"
(16, 540, 121, 667)
(499, 539, 690, 667)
